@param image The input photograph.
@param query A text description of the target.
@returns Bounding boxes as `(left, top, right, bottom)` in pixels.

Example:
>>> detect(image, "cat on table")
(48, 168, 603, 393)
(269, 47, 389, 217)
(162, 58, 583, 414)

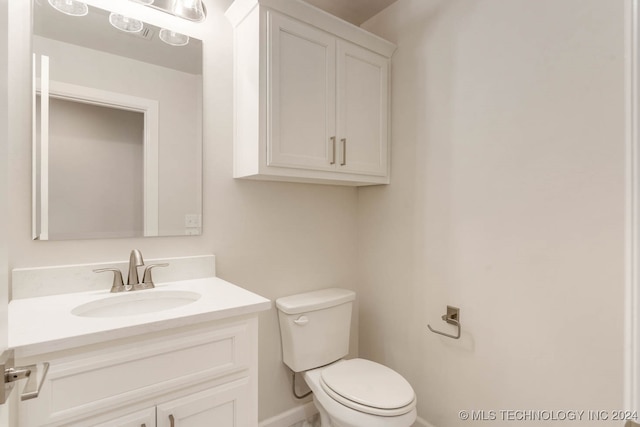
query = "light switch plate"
(185, 214, 201, 227)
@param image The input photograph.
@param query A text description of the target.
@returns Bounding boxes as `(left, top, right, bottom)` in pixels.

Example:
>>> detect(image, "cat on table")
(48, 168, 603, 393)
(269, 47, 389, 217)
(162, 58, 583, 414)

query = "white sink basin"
(9, 278, 272, 355)
(71, 290, 201, 318)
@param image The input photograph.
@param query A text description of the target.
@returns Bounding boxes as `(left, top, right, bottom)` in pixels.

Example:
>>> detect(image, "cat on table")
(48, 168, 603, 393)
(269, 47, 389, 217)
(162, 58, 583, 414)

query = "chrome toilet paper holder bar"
(428, 306, 461, 339)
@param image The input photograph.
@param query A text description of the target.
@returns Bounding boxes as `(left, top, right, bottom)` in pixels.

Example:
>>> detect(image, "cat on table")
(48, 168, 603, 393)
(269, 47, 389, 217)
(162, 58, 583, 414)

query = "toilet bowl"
(276, 288, 417, 427)
(303, 359, 417, 427)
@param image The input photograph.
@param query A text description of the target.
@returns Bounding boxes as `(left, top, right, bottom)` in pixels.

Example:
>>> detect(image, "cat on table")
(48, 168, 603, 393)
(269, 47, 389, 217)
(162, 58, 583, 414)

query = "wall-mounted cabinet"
(226, 0, 395, 186)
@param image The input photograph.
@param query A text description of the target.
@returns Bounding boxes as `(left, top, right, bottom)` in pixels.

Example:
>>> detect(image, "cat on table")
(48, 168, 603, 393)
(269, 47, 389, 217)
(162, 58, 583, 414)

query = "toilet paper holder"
(428, 306, 461, 339)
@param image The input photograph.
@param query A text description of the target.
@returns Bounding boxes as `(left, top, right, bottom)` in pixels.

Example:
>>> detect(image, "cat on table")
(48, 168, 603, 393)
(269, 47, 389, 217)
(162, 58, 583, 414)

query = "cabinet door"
(156, 378, 251, 427)
(267, 11, 337, 171)
(92, 407, 156, 427)
(336, 40, 389, 176)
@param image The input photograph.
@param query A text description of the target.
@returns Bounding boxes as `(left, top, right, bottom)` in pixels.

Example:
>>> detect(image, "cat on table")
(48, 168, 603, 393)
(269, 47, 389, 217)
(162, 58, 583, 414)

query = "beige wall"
(359, 0, 626, 425)
(8, 0, 358, 420)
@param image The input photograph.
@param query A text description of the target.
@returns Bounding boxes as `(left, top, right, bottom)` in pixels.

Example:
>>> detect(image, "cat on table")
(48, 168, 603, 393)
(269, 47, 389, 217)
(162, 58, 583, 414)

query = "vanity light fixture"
(47, 0, 88, 16)
(159, 28, 190, 46)
(47, 0, 201, 41)
(109, 12, 144, 33)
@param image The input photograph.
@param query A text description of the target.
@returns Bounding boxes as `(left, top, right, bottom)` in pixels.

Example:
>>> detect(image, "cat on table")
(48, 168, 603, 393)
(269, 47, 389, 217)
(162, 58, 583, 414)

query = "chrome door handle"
(340, 138, 347, 166)
(20, 361, 49, 400)
(1, 349, 49, 403)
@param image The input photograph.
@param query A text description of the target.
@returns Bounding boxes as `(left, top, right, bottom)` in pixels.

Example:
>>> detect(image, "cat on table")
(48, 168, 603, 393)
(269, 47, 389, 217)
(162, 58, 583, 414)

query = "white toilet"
(276, 288, 417, 427)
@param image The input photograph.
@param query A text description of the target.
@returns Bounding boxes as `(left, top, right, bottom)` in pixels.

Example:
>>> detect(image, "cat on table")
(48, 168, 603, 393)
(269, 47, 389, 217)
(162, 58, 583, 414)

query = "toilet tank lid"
(276, 288, 355, 314)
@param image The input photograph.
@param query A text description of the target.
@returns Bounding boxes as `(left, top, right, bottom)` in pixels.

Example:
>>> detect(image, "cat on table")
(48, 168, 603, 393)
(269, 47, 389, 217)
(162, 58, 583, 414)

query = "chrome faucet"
(127, 249, 145, 288)
(94, 249, 169, 292)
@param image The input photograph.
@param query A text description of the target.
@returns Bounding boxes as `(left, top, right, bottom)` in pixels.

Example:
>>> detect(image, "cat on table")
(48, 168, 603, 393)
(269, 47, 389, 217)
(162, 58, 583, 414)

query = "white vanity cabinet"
(93, 378, 250, 427)
(226, 0, 395, 186)
(16, 317, 259, 427)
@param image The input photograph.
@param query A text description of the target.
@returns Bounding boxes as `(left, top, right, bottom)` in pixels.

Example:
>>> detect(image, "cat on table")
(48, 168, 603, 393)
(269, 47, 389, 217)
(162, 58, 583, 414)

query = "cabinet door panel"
(268, 11, 336, 170)
(156, 378, 251, 427)
(337, 40, 389, 176)
(92, 407, 155, 427)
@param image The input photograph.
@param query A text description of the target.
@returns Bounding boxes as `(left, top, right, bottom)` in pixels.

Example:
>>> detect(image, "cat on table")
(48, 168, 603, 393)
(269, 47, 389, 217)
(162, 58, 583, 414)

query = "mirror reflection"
(32, 1, 203, 240)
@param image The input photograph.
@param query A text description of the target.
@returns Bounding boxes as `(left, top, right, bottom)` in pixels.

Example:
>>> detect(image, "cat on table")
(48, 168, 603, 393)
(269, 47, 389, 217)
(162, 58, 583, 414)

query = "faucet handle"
(137, 263, 169, 290)
(93, 268, 126, 293)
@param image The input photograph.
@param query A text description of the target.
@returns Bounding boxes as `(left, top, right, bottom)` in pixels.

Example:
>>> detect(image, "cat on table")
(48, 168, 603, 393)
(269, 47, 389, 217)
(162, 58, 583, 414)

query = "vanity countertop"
(9, 277, 271, 357)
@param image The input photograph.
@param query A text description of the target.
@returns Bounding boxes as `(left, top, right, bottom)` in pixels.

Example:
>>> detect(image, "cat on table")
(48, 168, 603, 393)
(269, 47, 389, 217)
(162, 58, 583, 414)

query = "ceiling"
(303, 0, 399, 26)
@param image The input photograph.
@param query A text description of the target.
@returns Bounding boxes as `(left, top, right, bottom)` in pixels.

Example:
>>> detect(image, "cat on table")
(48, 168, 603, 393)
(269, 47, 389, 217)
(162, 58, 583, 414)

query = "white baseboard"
(414, 416, 436, 427)
(259, 402, 318, 427)
(259, 405, 434, 427)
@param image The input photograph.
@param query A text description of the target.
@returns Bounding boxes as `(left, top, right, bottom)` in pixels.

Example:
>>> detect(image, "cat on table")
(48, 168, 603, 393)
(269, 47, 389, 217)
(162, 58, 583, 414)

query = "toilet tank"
(276, 288, 356, 372)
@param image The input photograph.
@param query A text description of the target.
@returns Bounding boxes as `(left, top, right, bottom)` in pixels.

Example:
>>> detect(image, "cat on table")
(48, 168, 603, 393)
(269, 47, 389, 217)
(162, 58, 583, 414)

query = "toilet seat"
(319, 359, 416, 417)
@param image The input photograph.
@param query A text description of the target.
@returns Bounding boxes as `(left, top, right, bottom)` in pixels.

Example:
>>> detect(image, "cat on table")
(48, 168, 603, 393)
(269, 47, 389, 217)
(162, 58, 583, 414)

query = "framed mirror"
(32, 0, 203, 240)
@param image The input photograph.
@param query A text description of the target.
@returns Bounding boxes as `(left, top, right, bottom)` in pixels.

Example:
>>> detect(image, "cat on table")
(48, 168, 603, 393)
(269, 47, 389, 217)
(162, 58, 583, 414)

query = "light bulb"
(47, 0, 88, 16)
(109, 13, 144, 33)
(159, 29, 190, 46)
(171, 0, 205, 22)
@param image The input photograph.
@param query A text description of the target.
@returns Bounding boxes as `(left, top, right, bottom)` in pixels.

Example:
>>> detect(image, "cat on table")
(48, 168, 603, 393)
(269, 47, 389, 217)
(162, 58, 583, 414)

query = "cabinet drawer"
(21, 321, 251, 426)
